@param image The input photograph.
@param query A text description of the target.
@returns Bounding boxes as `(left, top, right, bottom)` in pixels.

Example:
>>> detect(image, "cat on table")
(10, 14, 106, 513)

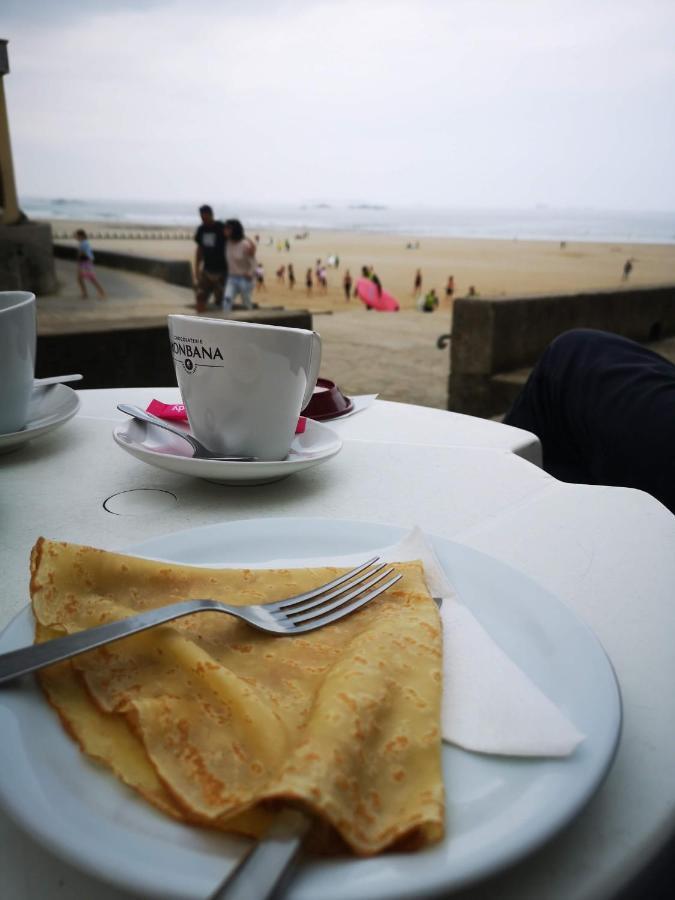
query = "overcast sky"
(3, 0, 675, 210)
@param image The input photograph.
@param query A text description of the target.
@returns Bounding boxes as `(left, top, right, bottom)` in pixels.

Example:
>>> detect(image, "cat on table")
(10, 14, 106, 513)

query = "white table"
(2, 390, 674, 900)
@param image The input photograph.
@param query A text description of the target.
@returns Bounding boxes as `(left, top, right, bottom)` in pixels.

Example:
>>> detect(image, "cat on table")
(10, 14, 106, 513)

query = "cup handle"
(301, 331, 322, 410)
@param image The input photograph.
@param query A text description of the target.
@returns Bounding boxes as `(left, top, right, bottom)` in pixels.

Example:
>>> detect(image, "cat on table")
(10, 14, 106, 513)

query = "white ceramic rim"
(0, 291, 35, 314)
(168, 313, 318, 338)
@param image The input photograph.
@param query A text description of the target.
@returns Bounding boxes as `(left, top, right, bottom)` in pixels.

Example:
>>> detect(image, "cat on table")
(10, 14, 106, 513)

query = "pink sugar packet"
(146, 400, 307, 434)
(147, 399, 187, 421)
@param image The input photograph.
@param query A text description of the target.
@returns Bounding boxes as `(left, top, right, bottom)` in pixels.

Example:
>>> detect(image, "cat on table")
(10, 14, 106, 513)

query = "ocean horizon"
(21, 196, 675, 246)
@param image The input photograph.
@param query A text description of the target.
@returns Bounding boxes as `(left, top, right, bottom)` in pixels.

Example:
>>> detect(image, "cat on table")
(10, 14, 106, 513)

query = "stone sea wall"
(449, 285, 675, 417)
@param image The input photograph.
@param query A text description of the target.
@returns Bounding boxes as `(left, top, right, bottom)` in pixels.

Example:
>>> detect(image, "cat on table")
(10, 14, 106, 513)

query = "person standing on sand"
(370, 268, 383, 297)
(622, 259, 634, 281)
(223, 219, 256, 310)
(75, 229, 106, 300)
(255, 262, 267, 292)
(343, 269, 352, 301)
(193, 205, 227, 312)
(288, 263, 296, 289)
(445, 275, 455, 301)
(413, 268, 422, 297)
(305, 268, 313, 296)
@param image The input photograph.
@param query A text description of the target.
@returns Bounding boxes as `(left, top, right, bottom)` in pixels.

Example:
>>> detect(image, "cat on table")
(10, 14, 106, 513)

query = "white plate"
(0, 384, 80, 454)
(112, 417, 342, 484)
(0, 518, 621, 900)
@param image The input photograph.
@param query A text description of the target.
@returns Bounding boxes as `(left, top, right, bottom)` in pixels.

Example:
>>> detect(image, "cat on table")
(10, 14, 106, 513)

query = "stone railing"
(448, 285, 675, 417)
(53, 242, 193, 288)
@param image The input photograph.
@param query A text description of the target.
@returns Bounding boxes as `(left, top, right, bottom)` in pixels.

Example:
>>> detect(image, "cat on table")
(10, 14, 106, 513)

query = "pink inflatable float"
(355, 277, 400, 311)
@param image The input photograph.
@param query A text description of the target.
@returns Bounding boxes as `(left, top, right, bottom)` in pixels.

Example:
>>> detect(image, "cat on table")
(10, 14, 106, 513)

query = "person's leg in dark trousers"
(504, 329, 675, 514)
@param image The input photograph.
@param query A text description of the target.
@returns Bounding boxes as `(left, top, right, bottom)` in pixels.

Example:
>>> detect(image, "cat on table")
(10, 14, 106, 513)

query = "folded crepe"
(30, 538, 444, 856)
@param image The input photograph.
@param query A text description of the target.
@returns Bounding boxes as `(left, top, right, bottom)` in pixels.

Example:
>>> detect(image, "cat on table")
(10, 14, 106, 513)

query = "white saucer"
(112, 417, 343, 485)
(0, 384, 80, 455)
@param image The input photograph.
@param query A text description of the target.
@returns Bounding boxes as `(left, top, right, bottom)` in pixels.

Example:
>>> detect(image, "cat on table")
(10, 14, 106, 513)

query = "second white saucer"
(0, 384, 80, 455)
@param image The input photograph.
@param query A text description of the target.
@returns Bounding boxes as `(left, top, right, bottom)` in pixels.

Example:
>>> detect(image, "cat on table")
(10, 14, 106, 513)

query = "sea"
(21, 196, 675, 245)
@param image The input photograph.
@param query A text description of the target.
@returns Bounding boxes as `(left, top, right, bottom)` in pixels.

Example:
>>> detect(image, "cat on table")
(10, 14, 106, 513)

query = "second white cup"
(0, 291, 37, 434)
(168, 315, 322, 460)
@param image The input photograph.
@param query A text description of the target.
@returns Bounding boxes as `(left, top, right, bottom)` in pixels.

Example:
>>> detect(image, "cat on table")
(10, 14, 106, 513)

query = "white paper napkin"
(232, 528, 585, 758)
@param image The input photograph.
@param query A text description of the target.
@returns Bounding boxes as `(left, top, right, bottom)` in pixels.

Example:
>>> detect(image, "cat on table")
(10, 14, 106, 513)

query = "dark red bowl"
(302, 378, 354, 421)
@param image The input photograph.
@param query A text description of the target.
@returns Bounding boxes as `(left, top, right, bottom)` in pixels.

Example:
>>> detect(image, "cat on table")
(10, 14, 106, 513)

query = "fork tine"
(289, 573, 402, 633)
(270, 556, 381, 609)
(279, 561, 389, 615)
(287, 566, 395, 624)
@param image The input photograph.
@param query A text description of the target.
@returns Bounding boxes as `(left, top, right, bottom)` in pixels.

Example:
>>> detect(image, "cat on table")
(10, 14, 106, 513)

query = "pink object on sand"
(355, 277, 400, 311)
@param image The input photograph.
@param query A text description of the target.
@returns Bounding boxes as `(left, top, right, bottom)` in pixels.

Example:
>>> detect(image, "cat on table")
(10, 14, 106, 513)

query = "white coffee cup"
(167, 315, 322, 460)
(0, 292, 37, 434)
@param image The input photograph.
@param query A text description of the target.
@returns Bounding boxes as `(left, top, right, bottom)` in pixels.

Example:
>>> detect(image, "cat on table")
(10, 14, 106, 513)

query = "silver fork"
(0, 557, 401, 685)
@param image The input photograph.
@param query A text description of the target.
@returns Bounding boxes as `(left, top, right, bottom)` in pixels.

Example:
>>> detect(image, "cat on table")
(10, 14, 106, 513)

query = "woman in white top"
(224, 219, 257, 310)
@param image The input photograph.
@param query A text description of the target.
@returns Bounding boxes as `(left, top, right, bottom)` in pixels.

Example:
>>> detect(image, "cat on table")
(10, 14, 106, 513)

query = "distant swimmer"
(622, 258, 634, 281)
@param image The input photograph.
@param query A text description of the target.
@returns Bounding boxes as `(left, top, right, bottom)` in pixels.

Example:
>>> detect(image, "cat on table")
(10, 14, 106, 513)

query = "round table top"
(1, 388, 674, 900)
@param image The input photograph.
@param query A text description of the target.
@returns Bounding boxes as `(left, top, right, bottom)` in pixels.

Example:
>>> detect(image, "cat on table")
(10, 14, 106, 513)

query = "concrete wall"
(0, 222, 57, 293)
(449, 285, 675, 417)
(53, 243, 193, 288)
(37, 309, 314, 388)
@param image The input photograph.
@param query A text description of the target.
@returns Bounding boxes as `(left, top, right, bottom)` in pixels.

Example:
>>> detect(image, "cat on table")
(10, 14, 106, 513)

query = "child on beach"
(288, 263, 296, 289)
(305, 268, 313, 296)
(75, 229, 106, 300)
(413, 268, 422, 296)
(445, 275, 455, 301)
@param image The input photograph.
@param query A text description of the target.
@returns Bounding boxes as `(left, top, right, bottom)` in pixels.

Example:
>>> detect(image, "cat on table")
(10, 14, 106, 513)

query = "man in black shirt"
(193, 205, 227, 312)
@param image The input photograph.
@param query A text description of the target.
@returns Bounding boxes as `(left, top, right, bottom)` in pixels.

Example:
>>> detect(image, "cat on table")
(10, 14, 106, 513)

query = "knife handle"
(209, 809, 312, 900)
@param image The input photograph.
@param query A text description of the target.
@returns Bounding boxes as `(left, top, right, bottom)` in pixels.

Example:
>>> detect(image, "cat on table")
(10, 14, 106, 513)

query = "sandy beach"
(41, 220, 675, 411)
(49, 220, 675, 313)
